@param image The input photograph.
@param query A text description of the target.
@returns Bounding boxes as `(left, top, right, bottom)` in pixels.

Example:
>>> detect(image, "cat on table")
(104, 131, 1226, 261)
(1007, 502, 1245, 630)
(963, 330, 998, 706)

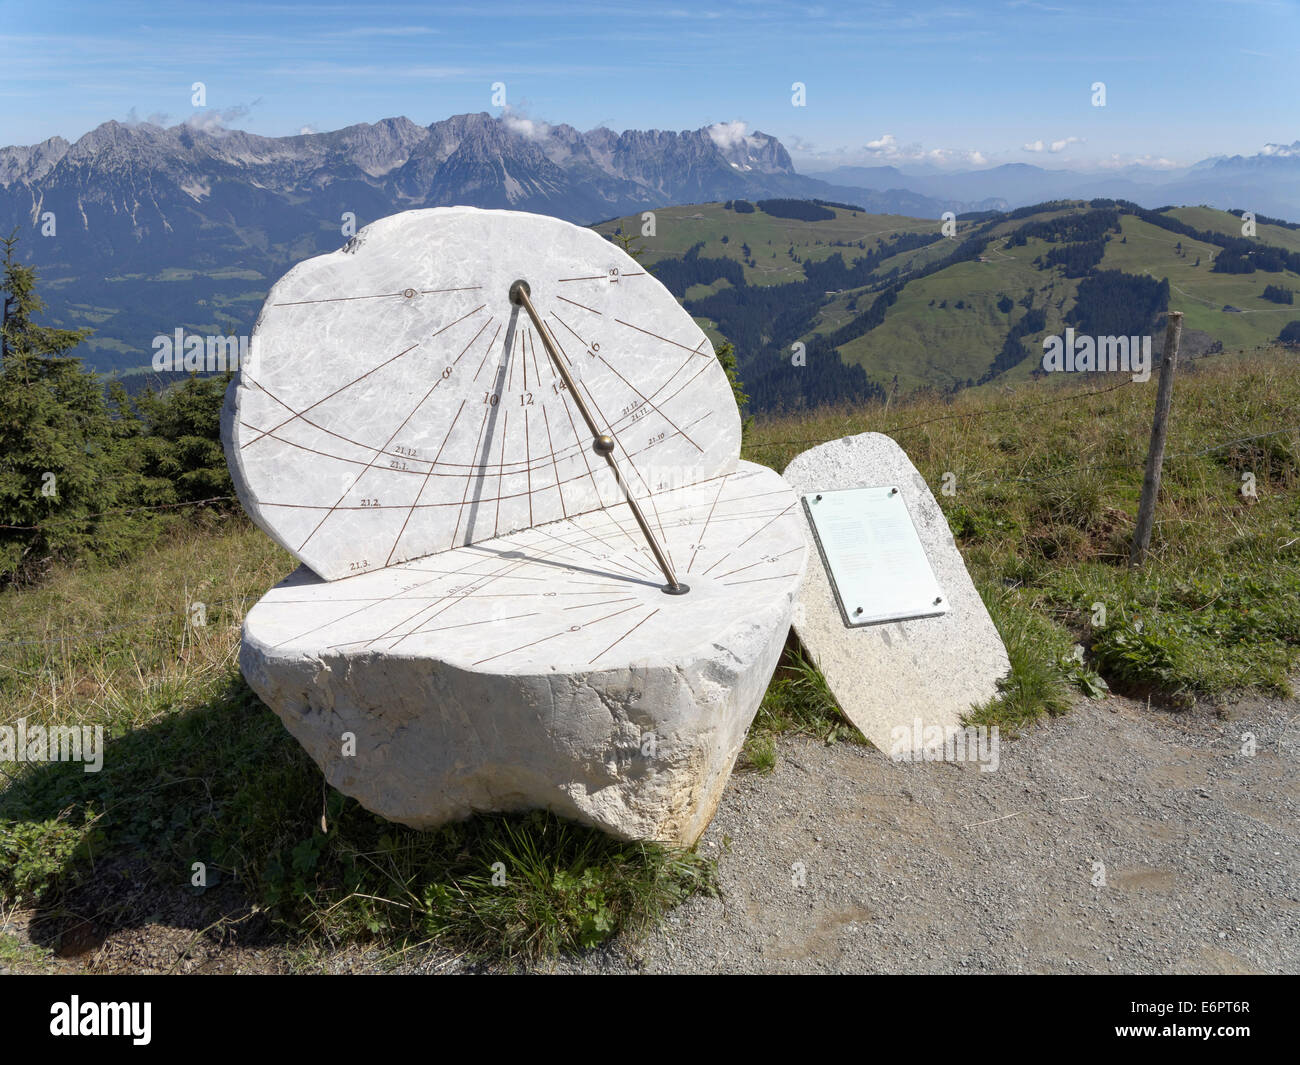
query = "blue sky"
(2, 0, 1297, 171)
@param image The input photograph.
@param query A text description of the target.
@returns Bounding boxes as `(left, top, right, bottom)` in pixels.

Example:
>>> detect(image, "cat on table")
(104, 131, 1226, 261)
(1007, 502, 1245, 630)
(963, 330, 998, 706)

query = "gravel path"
(6, 686, 1295, 975)
(552, 687, 1299, 974)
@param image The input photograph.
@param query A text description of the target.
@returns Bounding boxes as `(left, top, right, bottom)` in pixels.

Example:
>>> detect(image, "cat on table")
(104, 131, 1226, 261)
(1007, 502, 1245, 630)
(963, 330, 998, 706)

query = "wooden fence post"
(1130, 310, 1184, 567)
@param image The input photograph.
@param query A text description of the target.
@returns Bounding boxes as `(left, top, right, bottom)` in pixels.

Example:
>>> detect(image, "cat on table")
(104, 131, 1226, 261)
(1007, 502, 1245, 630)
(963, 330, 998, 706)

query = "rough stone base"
(239, 462, 806, 844)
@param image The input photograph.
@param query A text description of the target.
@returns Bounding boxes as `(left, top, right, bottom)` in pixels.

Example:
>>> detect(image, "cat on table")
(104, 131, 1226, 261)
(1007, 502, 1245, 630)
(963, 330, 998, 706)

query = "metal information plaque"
(802, 486, 949, 627)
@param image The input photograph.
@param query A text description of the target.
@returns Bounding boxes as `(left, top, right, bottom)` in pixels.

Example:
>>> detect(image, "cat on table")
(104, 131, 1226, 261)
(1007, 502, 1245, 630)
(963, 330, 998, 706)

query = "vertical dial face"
(223, 207, 741, 581)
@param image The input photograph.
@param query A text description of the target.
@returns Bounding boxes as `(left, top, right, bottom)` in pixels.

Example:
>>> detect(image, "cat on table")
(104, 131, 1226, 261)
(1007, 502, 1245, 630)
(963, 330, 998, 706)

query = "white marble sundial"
(225, 206, 741, 583)
(224, 207, 808, 844)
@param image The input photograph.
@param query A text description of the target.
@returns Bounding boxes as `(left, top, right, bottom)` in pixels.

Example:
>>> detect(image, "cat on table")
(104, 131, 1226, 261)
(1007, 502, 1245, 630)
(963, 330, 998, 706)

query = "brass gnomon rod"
(509, 279, 688, 595)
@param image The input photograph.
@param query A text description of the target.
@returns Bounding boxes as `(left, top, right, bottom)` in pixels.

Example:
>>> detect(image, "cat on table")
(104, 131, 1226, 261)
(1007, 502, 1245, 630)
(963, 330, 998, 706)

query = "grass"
(0, 515, 715, 966)
(741, 637, 865, 771)
(744, 347, 1300, 718)
(2, 347, 1297, 965)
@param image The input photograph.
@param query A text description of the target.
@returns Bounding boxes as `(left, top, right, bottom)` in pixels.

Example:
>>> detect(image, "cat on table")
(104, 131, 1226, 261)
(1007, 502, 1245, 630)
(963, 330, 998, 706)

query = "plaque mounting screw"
(814, 494, 822, 502)
(934, 597, 942, 605)
(854, 607, 863, 615)
(889, 487, 898, 495)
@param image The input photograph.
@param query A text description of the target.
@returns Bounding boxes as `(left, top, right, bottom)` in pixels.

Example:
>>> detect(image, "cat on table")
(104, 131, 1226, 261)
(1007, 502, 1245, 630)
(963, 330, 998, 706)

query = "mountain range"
(0, 111, 1296, 379)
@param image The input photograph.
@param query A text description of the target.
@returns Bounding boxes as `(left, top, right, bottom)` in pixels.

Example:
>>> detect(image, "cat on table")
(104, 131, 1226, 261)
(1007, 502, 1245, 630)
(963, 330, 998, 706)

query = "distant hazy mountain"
(808, 145, 1300, 221)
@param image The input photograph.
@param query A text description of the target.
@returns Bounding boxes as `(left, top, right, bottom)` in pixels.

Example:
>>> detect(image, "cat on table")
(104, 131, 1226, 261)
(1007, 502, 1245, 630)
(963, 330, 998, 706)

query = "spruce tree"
(0, 230, 147, 582)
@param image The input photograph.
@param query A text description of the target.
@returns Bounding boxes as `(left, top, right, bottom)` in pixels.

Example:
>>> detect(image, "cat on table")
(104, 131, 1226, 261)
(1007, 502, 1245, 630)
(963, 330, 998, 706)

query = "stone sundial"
(223, 207, 807, 844)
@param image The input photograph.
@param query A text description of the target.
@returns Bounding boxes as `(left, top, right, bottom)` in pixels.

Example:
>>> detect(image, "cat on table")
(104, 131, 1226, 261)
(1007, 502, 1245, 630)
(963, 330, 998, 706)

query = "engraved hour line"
(473, 322, 504, 381)
(530, 521, 656, 583)
(526, 328, 545, 391)
(542, 328, 650, 555)
(555, 364, 608, 511)
(375, 561, 538, 649)
(556, 294, 601, 316)
(451, 405, 492, 548)
(523, 409, 533, 527)
(529, 515, 650, 581)
(379, 549, 554, 649)
(282, 483, 789, 654)
(564, 597, 638, 611)
(271, 285, 482, 306)
(561, 512, 658, 577)
(574, 374, 678, 571)
(493, 409, 509, 538)
(589, 607, 659, 666)
(688, 475, 730, 574)
(283, 524, 633, 649)
(242, 319, 696, 484)
(555, 272, 645, 282)
(242, 303, 487, 448)
(393, 535, 640, 649)
(568, 509, 658, 570)
(714, 544, 804, 579)
(614, 318, 712, 357)
(472, 602, 643, 667)
(721, 572, 801, 587)
(548, 311, 588, 349)
(734, 501, 798, 550)
(381, 311, 494, 563)
(539, 405, 568, 518)
(411, 611, 541, 635)
(386, 398, 467, 567)
(269, 592, 618, 604)
(279, 549, 512, 646)
(281, 516, 646, 649)
(597, 355, 704, 453)
(295, 318, 477, 554)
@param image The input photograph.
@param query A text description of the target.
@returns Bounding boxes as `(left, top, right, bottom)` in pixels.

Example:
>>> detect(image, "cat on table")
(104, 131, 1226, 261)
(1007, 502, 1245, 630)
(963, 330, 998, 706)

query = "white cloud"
(185, 102, 258, 136)
(707, 119, 755, 151)
(1024, 135, 1083, 153)
(1260, 140, 1300, 157)
(861, 132, 985, 167)
(124, 106, 170, 128)
(502, 108, 552, 141)
(1096, 152, 1181, 170)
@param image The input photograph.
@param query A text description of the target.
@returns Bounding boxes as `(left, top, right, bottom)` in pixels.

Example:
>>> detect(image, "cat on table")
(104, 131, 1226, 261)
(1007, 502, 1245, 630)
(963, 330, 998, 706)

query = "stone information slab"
(782, 433, 1010, 756)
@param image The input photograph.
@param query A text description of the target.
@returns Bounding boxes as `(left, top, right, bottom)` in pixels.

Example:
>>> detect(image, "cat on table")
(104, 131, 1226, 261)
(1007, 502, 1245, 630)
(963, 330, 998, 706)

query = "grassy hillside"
(598, 200, 1300, 407)
(3, 348, 1297, 964)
